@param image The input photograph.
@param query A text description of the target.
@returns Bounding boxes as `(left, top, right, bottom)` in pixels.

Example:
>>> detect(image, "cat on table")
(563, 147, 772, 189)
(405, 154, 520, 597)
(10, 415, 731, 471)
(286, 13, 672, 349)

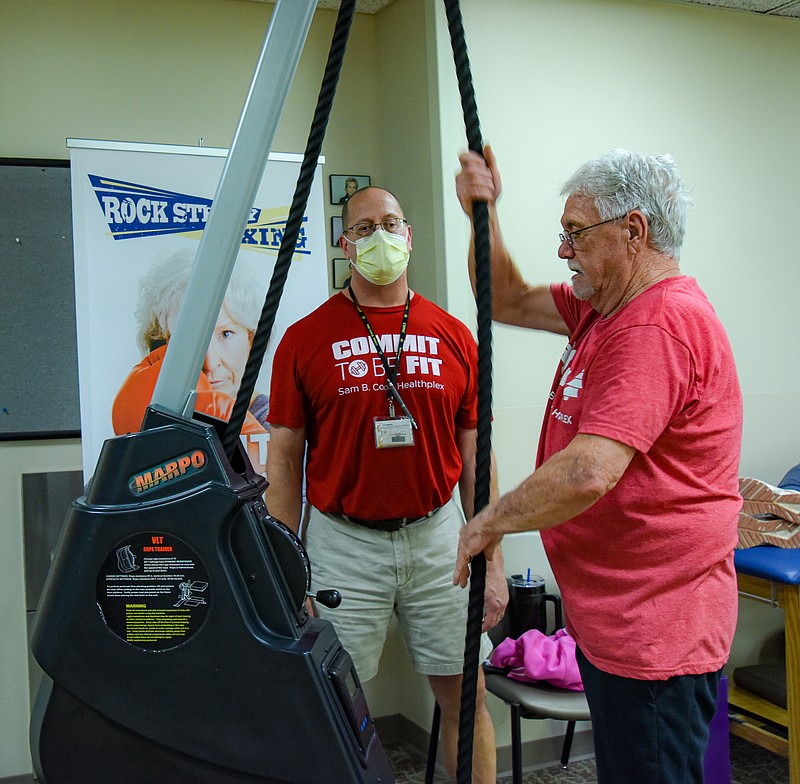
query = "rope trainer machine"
(29, 0, 492, 782)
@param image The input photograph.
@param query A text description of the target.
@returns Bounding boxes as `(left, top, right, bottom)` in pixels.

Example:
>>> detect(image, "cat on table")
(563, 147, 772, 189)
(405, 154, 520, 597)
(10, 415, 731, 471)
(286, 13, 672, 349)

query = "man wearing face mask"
(266, 186, 507, 783)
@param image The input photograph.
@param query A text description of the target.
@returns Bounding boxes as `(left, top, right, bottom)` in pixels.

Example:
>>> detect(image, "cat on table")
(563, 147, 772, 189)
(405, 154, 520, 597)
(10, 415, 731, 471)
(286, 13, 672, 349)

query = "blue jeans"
(576, 647, 721, 783)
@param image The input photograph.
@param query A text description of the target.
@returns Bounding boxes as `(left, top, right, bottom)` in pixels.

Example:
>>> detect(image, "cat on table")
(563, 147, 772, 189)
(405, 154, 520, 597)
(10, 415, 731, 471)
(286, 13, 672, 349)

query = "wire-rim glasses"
(343, 218, 408, 238)
(559, 213, 628, 248)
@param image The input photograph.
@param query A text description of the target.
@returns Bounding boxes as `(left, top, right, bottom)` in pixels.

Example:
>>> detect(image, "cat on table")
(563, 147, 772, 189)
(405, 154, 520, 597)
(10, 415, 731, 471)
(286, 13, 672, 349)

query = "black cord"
(222, 0, 358, 459)
(442, 1, 494, 782)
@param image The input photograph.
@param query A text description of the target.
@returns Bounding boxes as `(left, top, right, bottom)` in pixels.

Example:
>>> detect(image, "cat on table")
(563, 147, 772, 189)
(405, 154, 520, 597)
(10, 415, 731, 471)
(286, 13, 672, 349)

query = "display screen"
(346, 670, 359, 699)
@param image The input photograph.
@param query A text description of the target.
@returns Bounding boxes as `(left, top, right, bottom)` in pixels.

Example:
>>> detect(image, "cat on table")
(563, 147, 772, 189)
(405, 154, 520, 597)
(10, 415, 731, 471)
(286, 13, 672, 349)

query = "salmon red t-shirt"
(540, 277, 742, 679)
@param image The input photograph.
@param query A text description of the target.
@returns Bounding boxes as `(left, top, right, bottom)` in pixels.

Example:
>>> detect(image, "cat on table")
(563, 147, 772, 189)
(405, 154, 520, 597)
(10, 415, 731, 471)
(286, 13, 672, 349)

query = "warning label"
(125, 606, 191, 644)
(96, 532, 210, 650)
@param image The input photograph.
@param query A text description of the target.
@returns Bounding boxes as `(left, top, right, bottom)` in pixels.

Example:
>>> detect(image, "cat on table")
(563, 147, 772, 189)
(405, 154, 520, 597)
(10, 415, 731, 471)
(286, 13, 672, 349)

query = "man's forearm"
(475, 434, 634, 538)
(265, 425, 306, 533)
(265, 462, 303, 533)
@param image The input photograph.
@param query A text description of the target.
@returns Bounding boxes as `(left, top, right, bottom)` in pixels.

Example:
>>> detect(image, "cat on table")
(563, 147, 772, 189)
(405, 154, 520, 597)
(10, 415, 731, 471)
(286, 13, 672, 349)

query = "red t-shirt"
(540, 277, 742, 679)
(268, 292, 478, 520)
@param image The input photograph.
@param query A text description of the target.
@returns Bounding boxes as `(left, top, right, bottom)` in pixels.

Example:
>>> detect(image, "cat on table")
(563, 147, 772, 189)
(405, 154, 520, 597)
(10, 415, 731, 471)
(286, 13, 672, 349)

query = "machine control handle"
(307, 589, 342, 608)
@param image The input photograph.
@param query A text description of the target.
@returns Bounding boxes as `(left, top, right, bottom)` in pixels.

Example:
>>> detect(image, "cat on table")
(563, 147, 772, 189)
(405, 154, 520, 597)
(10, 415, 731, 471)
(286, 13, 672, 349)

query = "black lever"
(307, 589, 342, 609)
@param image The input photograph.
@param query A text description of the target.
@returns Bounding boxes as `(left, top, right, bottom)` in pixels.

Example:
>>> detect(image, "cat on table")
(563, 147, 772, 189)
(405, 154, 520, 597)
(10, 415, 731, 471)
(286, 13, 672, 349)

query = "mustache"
(568, 263, 583, 273)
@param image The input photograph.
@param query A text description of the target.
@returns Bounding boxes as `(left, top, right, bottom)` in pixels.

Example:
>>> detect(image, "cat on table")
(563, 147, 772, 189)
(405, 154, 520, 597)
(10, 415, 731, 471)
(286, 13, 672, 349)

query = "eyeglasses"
(343, 218, 408, 238)
(559, 213, 628, 248)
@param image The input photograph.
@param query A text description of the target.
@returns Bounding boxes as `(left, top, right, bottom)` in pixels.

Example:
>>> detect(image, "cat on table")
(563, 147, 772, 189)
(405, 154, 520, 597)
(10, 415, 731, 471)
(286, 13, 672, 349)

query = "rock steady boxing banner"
(69, 139, 328, 481)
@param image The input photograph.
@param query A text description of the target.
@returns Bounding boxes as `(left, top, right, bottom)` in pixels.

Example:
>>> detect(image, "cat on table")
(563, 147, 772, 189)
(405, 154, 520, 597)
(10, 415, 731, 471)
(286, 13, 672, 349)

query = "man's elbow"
(574, 462, 625, 506)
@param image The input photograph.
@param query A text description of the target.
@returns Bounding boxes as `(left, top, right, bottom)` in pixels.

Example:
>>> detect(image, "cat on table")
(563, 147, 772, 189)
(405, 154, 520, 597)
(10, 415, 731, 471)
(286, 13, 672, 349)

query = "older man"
(266, 185, 506, 783)
(454, 147, 742, 784)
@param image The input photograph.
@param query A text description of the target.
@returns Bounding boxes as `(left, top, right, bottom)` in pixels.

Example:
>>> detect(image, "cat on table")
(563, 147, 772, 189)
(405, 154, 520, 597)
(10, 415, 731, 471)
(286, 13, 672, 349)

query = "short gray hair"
(135, 249, 263, 355)
(560, 149, 693, 259)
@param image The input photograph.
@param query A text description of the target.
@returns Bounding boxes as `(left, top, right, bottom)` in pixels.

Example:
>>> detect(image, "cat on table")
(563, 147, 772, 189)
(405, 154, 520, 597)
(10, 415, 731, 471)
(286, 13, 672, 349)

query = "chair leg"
(560, 720, 576, 768)
(425, 701, 442, 784)
(511, 703, 523, 784)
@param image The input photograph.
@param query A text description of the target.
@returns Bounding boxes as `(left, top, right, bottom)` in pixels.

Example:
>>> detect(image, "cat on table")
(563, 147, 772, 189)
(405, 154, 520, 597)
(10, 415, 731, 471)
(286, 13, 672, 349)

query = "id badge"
(374, 416, 415, 449)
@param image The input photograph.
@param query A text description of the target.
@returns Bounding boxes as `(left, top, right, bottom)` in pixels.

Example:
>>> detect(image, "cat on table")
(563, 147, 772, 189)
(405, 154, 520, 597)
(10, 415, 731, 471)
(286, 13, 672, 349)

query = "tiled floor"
(386, 732, 789, 783)
(7, 732, 788, 783)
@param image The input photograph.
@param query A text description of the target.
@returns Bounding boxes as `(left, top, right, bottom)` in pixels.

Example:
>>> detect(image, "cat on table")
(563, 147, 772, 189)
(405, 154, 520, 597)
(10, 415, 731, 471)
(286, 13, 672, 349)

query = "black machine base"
(29, 407, 394, 784)
(32, 678, 300, 784)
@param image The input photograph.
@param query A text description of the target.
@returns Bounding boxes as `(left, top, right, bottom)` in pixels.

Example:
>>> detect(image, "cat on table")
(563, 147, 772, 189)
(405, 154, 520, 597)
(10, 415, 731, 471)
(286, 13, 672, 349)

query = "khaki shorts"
(304, 498, 491, 682)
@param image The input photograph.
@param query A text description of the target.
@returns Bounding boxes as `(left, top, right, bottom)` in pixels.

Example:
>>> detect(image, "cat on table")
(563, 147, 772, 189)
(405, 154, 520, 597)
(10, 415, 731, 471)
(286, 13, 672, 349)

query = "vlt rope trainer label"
(96, 532, 210, 650)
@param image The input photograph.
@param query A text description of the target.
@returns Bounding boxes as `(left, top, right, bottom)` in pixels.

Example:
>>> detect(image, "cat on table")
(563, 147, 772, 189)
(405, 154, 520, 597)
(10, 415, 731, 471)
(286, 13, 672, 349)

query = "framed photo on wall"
(331, 215, 343, 246)
(332, 258, 350, 290)
(330, 174, 370, 205)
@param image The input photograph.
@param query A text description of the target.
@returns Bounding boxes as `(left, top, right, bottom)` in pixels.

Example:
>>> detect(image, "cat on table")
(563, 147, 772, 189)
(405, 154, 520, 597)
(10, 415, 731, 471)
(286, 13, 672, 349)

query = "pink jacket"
(489, 628, 584, 691)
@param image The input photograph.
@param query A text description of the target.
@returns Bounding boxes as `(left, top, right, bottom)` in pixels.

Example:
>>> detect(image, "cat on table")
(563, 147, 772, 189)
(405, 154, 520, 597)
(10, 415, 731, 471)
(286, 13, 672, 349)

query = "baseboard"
(496, 727, 595, 776)
(374, 713, 594, 778)
(375, 713, 433, 751)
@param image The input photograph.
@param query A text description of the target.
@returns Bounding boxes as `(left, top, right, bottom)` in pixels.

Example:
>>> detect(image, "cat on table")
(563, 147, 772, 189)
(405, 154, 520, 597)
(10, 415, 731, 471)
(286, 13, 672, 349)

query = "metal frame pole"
(151, 0, 317, 419)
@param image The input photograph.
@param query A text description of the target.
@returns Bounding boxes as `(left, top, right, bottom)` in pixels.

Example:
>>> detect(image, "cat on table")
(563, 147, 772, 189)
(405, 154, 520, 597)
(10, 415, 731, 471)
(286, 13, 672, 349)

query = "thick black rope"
(223, 0, 357, 460)
(443, 1, 493, 782)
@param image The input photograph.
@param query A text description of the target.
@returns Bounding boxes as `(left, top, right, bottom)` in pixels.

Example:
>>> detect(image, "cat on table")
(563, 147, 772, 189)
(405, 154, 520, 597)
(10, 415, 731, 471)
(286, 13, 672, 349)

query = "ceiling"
(314, 0, 395, 11)
(671, 0, 800, 16)
(302, 0, 800, 18)
(312, 0, 395, 11)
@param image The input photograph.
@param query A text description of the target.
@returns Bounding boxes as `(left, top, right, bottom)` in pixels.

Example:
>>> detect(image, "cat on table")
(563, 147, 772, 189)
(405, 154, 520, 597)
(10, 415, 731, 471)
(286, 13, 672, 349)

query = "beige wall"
(2, 0, 800, 776)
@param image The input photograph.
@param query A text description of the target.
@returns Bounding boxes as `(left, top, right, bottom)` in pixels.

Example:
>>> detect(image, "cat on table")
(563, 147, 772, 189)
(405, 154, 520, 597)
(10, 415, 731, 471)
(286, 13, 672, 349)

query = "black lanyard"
(348, 286, 418, 429)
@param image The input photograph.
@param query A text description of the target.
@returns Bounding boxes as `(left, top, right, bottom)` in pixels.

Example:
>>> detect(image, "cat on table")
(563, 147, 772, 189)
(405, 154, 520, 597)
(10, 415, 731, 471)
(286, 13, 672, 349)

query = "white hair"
(135, 249, 264, 355)
(560, 149, 693, 259)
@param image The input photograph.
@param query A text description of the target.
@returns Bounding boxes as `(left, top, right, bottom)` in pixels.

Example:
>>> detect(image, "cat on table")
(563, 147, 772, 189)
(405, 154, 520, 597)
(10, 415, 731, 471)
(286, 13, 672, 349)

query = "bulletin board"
(0, 159, 81, 440)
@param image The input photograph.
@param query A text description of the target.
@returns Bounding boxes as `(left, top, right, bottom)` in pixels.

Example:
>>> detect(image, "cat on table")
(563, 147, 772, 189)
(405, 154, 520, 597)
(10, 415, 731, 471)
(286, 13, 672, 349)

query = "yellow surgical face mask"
(346, 229, 409, 286)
